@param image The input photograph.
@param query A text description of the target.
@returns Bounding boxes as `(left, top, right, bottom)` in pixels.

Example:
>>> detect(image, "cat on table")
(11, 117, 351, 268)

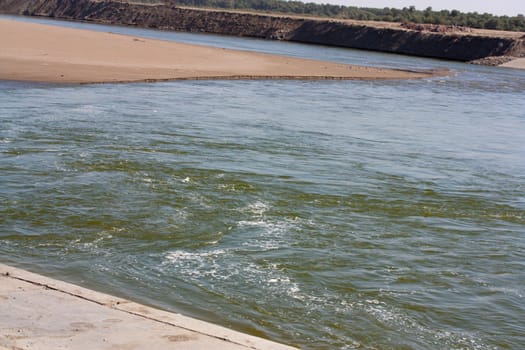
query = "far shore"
(0, 19, 447, 84)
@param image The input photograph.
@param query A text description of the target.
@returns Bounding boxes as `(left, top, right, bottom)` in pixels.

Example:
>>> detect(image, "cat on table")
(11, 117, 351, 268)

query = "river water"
(1, 16, 524, 350)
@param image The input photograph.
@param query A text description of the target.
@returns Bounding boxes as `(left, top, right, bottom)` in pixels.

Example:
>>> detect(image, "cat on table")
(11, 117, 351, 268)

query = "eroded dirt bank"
(1, 0, 524, 62)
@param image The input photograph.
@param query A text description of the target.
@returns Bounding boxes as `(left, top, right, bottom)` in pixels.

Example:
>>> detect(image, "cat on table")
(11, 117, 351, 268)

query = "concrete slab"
(0, 263, 297, 350)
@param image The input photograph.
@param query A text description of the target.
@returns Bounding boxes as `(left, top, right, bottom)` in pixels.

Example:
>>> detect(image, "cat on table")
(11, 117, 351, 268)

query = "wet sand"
(0, 19, 444, 84)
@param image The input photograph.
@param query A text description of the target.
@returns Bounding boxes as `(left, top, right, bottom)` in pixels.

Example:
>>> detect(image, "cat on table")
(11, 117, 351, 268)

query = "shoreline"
(500, 57, 525, 69)
(0, 263, 297, 349)
(2, 0, 523, 64)
(0, 19, 446, 84)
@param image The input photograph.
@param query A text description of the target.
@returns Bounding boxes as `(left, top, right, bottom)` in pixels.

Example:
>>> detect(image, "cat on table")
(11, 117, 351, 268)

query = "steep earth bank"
(1, 0, 524, 62)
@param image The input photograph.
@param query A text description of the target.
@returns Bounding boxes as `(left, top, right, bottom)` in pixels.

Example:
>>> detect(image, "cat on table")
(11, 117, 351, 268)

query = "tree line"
(133, 0, 525, 32)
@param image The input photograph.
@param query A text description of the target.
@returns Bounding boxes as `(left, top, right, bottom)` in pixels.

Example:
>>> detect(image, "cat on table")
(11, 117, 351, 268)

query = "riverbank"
(0, 19, 444, 84)
(0, 263, 297, 349)
(1, 0, 523, 65)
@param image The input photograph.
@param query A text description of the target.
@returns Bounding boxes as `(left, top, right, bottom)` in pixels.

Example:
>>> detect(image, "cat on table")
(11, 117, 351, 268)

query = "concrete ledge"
(0, 263, 297, 350)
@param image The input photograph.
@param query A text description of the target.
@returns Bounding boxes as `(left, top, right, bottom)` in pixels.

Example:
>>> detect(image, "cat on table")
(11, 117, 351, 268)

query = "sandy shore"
(0, 19, 445, 84)
(500, 57, 525, 70)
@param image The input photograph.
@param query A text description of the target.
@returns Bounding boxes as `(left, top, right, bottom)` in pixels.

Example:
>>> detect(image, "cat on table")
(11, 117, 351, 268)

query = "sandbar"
(0, 19, 445, 84)
(500, 57, 525, 70)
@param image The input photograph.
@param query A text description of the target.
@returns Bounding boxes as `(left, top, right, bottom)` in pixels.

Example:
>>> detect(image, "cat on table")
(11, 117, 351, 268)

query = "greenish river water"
(1, 16, 524, 350)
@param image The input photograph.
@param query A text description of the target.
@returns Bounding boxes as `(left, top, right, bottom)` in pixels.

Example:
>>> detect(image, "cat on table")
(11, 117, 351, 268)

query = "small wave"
(162, 248, 302, 298)
(236, 218, 297, 252)
(65, 231, 115, 252)
(70, 104, 104, 116)
(241, 238, 280, 251)
(237, 219, 289, 235)
(165, 249, 227, 263)
(489, 286, 524, 298)
(357, 300, 498, 350)
(163, 249, 228, 278)
(242, 200, 270, 216)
